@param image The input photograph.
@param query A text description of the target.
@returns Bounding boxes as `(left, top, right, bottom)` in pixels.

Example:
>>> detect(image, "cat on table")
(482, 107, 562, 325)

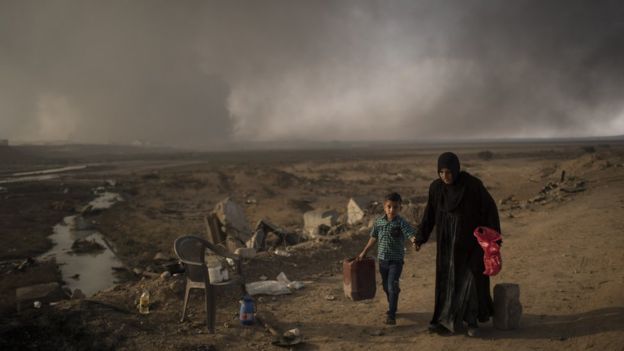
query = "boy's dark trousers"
(379, 259, 404, 319)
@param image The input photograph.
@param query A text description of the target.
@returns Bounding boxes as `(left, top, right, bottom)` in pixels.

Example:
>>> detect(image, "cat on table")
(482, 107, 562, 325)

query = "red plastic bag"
(473, 226, 502, 276)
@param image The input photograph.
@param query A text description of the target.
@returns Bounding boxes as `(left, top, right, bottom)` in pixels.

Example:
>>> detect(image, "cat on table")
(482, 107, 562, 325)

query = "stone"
(15, 282, 66, 312)
(153, 252, 169, 261)
(234, 247, 257, 258)
(493, 283, 523, 330)
(73, 216, 94, 230)
(303, 209, 339, 238)
(71, 288, 86, 300)
(213, 197, 252, 243)
(347, 197, 374, 225)
(160, 271, 172, 280)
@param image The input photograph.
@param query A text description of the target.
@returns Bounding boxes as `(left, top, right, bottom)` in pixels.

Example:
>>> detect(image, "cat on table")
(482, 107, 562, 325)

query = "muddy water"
(0, 165, 89, 184)
(39, 191, 124, 296)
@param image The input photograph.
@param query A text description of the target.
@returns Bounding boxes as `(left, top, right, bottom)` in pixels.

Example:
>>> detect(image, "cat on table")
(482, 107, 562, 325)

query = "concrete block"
(303, 209, 338, 238)
(493, 283, 523, 330)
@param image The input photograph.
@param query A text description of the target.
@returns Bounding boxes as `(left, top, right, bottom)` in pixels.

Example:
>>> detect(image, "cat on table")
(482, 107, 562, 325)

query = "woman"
(415, 152, 501, 337)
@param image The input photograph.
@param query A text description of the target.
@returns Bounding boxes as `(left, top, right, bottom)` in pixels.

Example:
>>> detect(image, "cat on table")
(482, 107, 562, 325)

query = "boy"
(357, 192, 417, 325)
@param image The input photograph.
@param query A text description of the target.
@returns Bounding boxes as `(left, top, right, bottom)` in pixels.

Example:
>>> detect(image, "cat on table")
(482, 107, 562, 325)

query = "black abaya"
(416, 171, 501, 332)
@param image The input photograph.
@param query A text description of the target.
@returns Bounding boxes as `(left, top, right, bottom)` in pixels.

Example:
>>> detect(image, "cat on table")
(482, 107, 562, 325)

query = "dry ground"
(1, 142, 623, 350)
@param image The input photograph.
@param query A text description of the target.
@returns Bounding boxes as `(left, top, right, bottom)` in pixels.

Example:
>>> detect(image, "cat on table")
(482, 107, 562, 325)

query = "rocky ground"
(0, 142, 623, 350)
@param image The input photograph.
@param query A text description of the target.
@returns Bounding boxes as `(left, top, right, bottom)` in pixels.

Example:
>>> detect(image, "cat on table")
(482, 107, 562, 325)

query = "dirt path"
(248, 165, 624, 350)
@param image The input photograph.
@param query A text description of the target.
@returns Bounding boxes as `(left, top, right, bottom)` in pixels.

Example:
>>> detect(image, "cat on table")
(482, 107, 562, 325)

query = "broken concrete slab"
(493, 283, 523, 330)
(15, 282, 66, 312)
(213, 197, 252, 243)
(347, 197, 374, 225)
(303, 209, 339, 238)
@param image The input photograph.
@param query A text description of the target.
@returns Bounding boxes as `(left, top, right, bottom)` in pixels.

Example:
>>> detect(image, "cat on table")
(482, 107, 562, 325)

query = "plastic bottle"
(139, 291, 150, 314)
(239, 295, 255, 325)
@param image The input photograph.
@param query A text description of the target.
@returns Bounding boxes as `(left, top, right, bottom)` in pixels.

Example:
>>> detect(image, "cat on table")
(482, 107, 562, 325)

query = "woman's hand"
(411, 238, 421, 251)
(356, 251, 366, 260)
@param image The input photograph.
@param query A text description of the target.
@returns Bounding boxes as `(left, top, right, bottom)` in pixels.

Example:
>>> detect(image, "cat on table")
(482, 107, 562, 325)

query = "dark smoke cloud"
(1, 1, 623, 146)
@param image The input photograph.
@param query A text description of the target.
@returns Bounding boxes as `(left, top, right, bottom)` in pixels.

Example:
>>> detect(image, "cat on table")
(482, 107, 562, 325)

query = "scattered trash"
(325, 294, 336, 301)
(16, 257, 35, 271)
(138, 291, 150, 314)
(71, 289, 86, 300)
(273, 249, 291, 257)
(276, 272, 305, 290)
(70, 238, 105, 254)
(33, 301, 42, 309)
(207, 263, 229, 284)
(303, 209, 339, 238)
(257, 312, 303, 347)
(235, 247, 257, 258)
(239, 295, 256, 325)
(153, 252, 169, 261)
(246, 281, 291, 296)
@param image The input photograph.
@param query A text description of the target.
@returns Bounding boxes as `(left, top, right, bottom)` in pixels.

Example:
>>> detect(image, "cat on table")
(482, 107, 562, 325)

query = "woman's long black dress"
(416, 171, 500, 332)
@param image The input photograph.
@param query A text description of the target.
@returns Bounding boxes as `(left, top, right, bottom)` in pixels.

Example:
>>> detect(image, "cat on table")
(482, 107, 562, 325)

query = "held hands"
(356, 251, 366, 261)
(411, 238, 421, 251)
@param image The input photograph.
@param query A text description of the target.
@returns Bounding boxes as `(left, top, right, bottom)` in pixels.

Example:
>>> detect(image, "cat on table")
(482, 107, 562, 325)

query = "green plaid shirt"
(371, 215, 415, 261)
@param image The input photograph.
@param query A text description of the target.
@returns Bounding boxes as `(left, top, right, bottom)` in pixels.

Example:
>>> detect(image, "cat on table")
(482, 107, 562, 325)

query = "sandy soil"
(1, 142, 623, 350)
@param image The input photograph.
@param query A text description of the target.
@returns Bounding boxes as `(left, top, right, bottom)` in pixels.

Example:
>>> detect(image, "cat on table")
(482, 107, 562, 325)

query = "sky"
(1, 0, 623, 148)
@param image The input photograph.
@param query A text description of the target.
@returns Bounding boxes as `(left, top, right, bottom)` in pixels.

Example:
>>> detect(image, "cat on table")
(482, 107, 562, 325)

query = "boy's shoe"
(384, 317, 396, 325)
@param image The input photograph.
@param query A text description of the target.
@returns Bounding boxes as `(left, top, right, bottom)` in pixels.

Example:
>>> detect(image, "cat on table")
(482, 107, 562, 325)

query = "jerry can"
(343, 257, 376, 301)
(239, 295, 255, 325)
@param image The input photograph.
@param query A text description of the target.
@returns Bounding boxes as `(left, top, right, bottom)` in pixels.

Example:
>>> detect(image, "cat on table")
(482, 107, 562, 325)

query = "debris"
(208, 263, 229, 284)
(493, 283, 523, 330)
(276, 272, 305, 290)
(16, 257, 35, 271)
(71, 239, 105, 254)
(325, 294, 336, 301)
(303, 209, 339, 238)
(246, 280, 291, 296)
(273, 249, 291, 257)
(71, 289, 86, 300)
(235, 247, 257, 258)
(73, 216, 94, 230)
(259, 275, 268, 281)
(347, 197, 374, 225)
(213, 197, 252, 243)
(15, 282, 66, 313)
(256, 312, 303, 347)
(153, 252, 169, 261)
(160, 271, 171, 280)
(366, 329, 384, 336)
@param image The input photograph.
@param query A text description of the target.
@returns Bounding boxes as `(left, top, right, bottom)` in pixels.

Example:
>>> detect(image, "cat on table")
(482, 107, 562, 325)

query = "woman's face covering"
(439, 168, 454, 185)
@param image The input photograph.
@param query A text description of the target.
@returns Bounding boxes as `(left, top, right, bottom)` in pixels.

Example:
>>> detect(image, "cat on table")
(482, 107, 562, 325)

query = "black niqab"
(437, 152, 465, 212)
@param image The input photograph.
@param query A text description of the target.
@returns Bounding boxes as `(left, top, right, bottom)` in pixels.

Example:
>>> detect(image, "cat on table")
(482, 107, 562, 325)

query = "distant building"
(0, 139, 8, 146)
